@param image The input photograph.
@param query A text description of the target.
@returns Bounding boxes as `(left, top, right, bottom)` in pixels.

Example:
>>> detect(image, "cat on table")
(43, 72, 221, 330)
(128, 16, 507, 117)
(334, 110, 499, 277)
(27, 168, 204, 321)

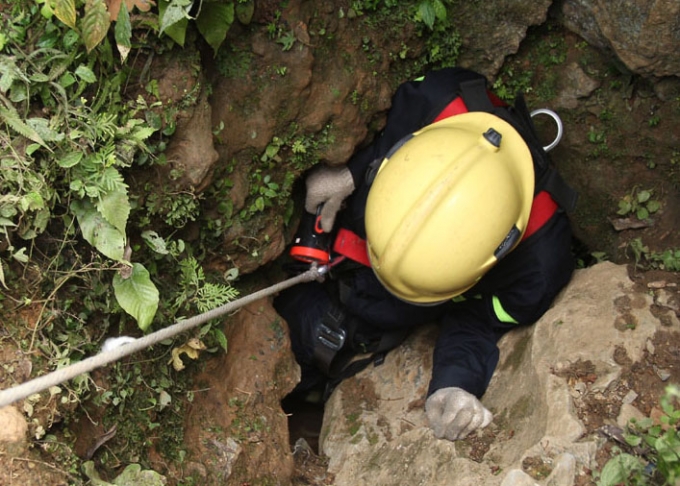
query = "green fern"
(196, 282, 239, 313)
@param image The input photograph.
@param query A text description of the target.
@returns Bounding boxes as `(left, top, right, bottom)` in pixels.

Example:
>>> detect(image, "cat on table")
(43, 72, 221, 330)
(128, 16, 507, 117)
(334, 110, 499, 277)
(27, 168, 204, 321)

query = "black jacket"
(332, 67, 574, 398)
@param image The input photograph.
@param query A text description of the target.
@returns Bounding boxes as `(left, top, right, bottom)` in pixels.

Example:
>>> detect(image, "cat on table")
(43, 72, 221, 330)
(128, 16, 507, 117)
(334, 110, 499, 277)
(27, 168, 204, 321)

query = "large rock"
(320, 262, 680, 485)
(561, 0, 680, 78)
(454, 0, 552, 78)
(163, 89, 219, 191)
(181, 301, 300, 485)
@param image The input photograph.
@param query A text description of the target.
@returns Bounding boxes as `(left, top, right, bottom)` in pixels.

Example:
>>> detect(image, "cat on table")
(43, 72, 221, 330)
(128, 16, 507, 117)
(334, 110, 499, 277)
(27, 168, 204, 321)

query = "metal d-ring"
(530, 108, 563, 152)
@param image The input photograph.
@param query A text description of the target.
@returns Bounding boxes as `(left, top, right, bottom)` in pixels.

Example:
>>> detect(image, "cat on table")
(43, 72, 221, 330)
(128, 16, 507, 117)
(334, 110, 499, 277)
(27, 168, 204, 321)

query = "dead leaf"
(106, 0, 155, 21)
(106, 0, 123, 21)
(169, 338, 206, 371)
(127, 0, 154, 12)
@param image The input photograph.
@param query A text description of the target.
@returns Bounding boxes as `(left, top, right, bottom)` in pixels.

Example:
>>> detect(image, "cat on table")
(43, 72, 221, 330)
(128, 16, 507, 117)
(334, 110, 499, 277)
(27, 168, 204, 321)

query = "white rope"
(0, 266, 325, 408)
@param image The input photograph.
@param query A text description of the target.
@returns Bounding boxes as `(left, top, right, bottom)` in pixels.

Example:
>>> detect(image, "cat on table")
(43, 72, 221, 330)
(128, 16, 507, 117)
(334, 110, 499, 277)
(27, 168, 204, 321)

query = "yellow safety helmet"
(365, 111, 535, 304)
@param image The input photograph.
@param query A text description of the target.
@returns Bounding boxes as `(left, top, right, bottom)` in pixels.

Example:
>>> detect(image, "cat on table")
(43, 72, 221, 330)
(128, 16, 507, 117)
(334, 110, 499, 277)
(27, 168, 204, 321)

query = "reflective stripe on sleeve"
(492, 295, 518, 324)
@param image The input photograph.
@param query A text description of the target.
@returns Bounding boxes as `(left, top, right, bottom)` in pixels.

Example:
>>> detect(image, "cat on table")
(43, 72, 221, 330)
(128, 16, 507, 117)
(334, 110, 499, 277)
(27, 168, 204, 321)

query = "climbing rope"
(0, 265, 326, 409)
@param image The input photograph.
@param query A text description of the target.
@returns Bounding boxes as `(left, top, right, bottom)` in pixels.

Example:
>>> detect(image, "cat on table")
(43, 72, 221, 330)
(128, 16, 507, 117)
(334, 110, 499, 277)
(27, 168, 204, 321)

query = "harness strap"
(333, 192, 560, 266)
(459, 79, 496, 112)
(522, 191, 558, 241)
(433, 90, 506, 123)
(312, 305, 346, 375)
(541, 168, 578, 213)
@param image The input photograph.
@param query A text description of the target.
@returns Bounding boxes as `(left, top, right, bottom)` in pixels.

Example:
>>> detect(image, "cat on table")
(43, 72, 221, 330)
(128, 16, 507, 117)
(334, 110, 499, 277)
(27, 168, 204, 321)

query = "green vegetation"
(617, 188, 661, 221)
(629, 239, 680, 272)
(0, 0, 243, 478)
(0, 0, 241, 334)
(345, 0, 461, 73)
(597, 385, 680, 486)
(493, 22, 568, 103)
(44, 0, 243, 57)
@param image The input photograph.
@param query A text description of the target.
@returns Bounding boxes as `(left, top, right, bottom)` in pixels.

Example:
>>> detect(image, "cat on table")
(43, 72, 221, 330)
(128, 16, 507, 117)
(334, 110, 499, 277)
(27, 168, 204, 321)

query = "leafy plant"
(172, 256, 239, 316)
(0, 1, 165, 329)
(617, 188, 661, 221)
(492, 66, 534, 102)
(414, 0, 448, 30)
(597, 384, 680, 486)
(47, 0, 238, 59)
(628, 238, 680, 272)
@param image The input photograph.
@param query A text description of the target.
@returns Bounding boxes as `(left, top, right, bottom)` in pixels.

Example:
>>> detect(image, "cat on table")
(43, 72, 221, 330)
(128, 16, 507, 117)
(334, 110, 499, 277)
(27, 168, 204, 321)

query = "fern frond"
(96, 112, 118, 140)
(196, 282, 239, 312)
(98, 166, 127, 193)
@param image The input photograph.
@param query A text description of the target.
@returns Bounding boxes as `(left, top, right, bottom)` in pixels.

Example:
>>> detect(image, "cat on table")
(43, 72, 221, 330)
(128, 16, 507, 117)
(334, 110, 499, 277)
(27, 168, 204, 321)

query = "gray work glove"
(305, 165, 355, 232)
(425, 387, 493, 441)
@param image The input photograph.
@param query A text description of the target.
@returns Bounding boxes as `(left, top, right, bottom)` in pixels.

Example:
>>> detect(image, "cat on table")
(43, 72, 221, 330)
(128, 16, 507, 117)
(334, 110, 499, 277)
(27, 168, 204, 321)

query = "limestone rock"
(454, 0, 552, 78)
(163, 90, 219, 191)
(0, 406, 27, 446)
(562, 0, 680, 77)
(181, 301, 300, 485)
(320, 262, 679, 485)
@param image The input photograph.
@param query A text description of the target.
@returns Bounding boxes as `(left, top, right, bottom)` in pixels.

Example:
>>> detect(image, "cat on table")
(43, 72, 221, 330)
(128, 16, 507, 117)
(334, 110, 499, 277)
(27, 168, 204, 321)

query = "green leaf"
(131, 126, 156, 142)
(617, 199, 631, 215)
(625, 434, 642, 447)
(195, 1, 234, 54)
(141, 230, 169, 255)
(97, 186, 130, 234)
(71, 199, 125, 260)
(432, 0, 447, 22)
(255, 196, 265, 211)
(26, 117, 64, 143)
(212, 327, 228, 352)
(597, 454, 643, 486)
(0, 105, 48, 148)
(114, 3, 132, 62)
(418, 0, 436, 30)
(235, 0, 254, 25)
(636, 207, 649, 220)
(159, 0, 192, 45)
(75, 65, 97, 83)
(20, 192, 45, 211)
(636, 190, 651, 203)
(82, 0, 111, 53)
(53, 0, 77, 29)
(0, 217, 17, 227)
(59, 71, 77, 88)
(646, 200, 661, 213)
(58, 151, 83, 168)
(113, 263, 159, 331)
(11, 247, 29, 263)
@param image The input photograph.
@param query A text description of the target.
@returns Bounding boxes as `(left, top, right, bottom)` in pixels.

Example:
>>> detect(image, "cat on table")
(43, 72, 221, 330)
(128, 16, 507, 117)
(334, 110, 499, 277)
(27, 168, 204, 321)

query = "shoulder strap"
(459, 79, 495, 112)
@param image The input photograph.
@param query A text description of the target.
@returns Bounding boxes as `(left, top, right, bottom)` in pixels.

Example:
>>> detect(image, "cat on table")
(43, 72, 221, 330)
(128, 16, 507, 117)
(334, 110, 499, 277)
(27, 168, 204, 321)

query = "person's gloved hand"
(305, 165, 355, 232)
(425, 387, 493, 441)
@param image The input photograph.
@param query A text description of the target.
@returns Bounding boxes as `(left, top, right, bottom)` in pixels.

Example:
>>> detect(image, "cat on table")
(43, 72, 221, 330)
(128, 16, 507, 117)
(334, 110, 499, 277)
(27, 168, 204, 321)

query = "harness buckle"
(315, 323, 346, 351)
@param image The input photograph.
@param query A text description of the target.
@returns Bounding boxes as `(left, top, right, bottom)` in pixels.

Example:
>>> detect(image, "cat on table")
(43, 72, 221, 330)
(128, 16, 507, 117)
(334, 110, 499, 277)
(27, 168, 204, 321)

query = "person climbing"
(274, 67, 577, 441)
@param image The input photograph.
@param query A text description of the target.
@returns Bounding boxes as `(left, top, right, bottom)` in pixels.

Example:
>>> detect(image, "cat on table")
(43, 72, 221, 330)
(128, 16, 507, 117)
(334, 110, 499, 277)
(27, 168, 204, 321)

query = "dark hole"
(281, 388, 326, 454)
